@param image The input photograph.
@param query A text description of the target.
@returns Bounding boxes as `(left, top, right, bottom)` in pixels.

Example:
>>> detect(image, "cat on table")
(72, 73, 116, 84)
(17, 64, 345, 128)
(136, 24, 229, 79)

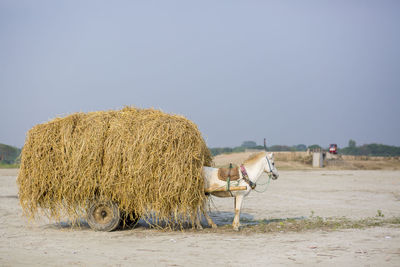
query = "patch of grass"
(376, 209, 385, 217)
(199, 216, 400, 234)
(0, 163, 20, 169)
(240, 216, 400, 234)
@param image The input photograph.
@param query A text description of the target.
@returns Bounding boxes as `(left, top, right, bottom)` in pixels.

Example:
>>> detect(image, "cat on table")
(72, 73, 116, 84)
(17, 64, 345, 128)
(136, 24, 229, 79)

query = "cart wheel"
(87, 201, 121, 232)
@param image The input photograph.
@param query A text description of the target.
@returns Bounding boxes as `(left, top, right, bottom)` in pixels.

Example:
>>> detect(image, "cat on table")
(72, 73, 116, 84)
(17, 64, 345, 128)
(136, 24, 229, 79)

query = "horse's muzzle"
(272, 173, 279, 180)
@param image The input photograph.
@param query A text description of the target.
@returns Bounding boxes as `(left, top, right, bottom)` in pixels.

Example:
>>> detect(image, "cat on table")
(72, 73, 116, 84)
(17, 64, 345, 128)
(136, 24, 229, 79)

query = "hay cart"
(18, 107, 215, 232)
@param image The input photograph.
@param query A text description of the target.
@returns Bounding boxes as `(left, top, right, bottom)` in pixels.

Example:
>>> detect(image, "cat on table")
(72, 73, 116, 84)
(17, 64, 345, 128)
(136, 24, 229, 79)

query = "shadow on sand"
(208, 211, 306, 227)
(44, 211, 307, 231)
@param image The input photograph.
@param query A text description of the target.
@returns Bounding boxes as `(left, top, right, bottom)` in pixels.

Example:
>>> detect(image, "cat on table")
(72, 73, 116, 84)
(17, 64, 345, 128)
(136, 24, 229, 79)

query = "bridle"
(263, 139, 277, 180)
(265, 155, 278, 180)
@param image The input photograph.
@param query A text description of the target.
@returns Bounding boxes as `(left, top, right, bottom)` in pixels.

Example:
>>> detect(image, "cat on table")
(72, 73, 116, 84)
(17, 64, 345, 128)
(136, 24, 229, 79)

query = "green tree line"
(339, 140, 400, 157)
(210, 140, 400, 157)
(0, 143, 21, 164)
(2, 140, 399, 164)
(209, 141, 312, 156)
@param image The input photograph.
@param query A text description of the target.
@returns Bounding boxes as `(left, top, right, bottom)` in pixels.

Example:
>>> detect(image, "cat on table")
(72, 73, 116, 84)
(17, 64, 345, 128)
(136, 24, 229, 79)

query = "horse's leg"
(232, 194, 244, 231)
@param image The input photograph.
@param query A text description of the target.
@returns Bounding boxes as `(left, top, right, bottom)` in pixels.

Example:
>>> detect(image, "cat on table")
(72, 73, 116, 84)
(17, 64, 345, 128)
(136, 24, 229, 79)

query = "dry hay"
(17, 107, 212, 228)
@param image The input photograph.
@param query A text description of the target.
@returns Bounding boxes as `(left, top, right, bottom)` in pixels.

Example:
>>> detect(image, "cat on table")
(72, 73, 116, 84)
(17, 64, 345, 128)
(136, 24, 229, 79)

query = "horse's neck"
(243, 159, 265, 183)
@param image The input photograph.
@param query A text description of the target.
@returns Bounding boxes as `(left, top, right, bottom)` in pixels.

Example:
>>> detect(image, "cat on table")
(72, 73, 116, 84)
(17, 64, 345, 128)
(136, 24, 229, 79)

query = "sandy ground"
(1, 168, 400, 266)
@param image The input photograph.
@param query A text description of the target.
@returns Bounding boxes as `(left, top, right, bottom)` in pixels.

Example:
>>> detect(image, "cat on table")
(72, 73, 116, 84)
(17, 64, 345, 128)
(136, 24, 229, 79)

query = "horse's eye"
(272, 162, 275, 166)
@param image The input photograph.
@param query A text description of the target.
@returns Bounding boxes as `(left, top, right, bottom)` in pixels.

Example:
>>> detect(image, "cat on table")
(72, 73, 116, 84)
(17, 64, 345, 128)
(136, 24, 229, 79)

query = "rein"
(254, 173, 272, 193)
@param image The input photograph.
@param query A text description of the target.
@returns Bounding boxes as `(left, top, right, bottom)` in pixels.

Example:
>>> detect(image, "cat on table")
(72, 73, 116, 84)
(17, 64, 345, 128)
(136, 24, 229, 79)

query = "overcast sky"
(1, 0, 399, 148)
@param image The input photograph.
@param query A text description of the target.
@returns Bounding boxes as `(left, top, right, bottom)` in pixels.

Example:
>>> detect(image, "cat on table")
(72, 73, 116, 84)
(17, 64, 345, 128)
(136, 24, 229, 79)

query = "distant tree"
(269, 145, 294, 151)
(209, 147, 233, 156)
(0, 143, 22, 164)
(348, 139, 356, 148)
(241, 141, 257, 148)
(232, 146, 246, 153)
(254, 145, 266, 150)
(295, 144, 307, 151)
(340, 143, 400, 156)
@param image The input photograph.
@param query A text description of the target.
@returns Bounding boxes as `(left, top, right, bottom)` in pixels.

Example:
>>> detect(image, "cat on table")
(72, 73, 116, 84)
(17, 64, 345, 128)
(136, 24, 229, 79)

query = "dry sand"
(1, 168, 400, 266)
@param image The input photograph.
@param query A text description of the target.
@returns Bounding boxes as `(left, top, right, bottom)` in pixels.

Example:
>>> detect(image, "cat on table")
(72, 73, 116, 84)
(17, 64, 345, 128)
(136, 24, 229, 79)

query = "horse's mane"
(243, 151, 267, 166)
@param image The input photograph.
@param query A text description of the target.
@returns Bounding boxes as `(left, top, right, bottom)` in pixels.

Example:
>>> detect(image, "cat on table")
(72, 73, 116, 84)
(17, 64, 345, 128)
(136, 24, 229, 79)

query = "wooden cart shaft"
(204, 186, 247, 193)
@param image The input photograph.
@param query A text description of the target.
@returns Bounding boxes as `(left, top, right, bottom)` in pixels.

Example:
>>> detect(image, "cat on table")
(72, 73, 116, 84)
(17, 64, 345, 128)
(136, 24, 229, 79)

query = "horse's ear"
(269, 152, 274, 158)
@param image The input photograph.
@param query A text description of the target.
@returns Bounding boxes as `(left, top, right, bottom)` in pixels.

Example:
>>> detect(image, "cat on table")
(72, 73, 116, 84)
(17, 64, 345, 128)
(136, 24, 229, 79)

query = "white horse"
(202, 151, 279, 231)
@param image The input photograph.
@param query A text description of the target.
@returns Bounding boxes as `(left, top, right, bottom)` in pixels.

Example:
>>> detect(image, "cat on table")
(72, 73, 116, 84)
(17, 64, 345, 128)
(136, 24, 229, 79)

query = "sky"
(1, 0, 400, 149)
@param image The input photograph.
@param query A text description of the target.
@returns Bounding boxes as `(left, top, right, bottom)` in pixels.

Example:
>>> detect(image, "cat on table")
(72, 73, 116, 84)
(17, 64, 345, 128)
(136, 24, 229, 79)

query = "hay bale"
(17, 107, 212, 227)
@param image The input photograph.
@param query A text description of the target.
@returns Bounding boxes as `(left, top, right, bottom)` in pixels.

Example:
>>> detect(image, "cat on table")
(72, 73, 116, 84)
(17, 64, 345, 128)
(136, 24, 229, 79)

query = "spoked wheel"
(87, 201, 121, 232)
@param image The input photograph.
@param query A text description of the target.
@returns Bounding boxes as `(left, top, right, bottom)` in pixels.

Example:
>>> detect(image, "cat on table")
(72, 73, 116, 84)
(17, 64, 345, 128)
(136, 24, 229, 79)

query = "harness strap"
(227, 163, 233, 196)
(240, 164, 256, 190)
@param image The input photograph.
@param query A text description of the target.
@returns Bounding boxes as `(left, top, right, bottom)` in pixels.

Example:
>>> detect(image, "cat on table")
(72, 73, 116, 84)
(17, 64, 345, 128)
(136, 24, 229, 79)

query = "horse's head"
(264, 152, 279, 180)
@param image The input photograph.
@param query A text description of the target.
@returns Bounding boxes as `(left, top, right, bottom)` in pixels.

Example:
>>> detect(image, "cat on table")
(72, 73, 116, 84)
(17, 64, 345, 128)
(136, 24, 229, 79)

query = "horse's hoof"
(233, 225, 240, 231)
(196, 224, 203, 230)
(211, 223, 217, 229)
